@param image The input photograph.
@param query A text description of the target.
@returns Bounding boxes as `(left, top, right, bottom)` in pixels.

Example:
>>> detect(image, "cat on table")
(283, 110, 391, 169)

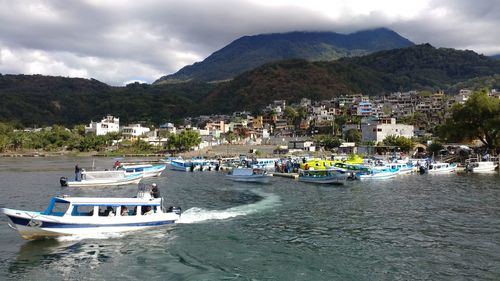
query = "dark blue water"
(0, 157, 499, 280)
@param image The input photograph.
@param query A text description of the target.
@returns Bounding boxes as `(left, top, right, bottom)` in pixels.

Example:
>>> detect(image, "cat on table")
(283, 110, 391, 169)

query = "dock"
(271, 172, 299, 179)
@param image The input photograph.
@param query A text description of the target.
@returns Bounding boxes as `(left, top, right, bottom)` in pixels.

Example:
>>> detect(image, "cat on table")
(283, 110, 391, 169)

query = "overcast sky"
(1, 0, 499, 85)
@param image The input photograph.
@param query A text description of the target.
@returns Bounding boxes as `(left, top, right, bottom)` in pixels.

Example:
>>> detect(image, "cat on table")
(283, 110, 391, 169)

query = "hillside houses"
(81, 88, 492, 151)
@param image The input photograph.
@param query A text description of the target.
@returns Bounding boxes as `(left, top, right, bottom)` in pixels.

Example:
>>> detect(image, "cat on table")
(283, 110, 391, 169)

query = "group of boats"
(221, 155, 498, 185)
(2, 161, 183, 240)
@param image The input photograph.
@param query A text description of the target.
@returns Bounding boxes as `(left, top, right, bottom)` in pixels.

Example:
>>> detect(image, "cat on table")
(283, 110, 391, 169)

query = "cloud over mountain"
(0, 0, 499, 85)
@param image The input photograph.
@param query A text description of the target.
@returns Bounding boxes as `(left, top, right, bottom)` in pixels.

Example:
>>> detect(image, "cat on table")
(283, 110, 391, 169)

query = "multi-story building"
(85, 115, 120, 135)
(121, 124, 150, 138)
(361, 117, 414, 143)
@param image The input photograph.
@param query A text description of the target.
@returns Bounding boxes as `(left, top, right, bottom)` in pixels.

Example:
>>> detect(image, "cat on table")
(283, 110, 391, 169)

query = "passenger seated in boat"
(120, 206, 128, 216)
(142, 206, 153, 215)
(104, 207, 114, 216)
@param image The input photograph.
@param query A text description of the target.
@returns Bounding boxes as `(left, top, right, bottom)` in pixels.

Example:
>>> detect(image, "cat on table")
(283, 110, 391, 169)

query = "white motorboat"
(427, 162, 457, 174)
(2, 186, 181, 240)
(298, 168, 348, 184)
(466, 161, 498, 173)
(60, 170, 143, 187)
(226, 168, 271, 183)
(120, 163, 167, 178)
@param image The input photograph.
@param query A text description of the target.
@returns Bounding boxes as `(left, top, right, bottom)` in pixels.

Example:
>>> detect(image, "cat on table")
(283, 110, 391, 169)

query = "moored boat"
(356, 167, 399, 180)
(465, 158, 498, 173)
(1, 186, 181, 240)
(298, 168, 348, 184)
(169, 159, 192, 171)
(120, 163, 167, 178)
(427, 162, 457, 174)
(60, 170, 143, 187)
(226, 168, 271, 183)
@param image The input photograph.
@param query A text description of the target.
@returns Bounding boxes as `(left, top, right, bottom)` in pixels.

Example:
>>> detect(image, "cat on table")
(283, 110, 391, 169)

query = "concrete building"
(121, 124, 150, 138)
(85, 115, 120, 135)
(361, 117, 414, 143)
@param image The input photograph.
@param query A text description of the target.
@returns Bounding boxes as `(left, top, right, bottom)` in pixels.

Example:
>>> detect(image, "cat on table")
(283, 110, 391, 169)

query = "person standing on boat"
(74, 164, 80, 181)
(151, 183, 160, 198)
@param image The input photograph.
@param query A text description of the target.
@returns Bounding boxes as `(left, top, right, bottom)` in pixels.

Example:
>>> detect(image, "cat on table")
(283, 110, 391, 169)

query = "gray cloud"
(0, 0, 499, 85)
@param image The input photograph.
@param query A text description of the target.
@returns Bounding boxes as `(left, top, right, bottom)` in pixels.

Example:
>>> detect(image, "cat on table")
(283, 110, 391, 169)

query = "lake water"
(0, 157, 499, 280)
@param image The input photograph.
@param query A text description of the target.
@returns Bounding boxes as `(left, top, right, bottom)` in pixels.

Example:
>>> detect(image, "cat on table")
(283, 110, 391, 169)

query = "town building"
(361, 117, 414, 143)
(85, 115, 120, 135)
(121, 124, 150, 139)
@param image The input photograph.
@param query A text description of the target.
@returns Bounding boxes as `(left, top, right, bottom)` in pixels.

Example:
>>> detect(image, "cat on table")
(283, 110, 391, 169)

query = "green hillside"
(154, 28, 414, 83)
(1, 44, 499, 126)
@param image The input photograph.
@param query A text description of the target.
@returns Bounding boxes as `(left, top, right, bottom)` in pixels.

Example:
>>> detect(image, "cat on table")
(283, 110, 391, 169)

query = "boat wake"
(178, 190, 280, 224)
(56, 232, 126, 242)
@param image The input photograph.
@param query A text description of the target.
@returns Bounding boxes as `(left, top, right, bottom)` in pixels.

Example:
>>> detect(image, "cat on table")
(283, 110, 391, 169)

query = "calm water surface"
(0, 157, 499, 280)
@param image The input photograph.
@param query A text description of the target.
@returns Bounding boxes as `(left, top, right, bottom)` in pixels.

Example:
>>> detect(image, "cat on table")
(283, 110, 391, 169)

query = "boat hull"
(357, 172, 398, 180)
(226, 175, 270, 183)
(298, 176, 347, 184)
(66, 176, 142, 187)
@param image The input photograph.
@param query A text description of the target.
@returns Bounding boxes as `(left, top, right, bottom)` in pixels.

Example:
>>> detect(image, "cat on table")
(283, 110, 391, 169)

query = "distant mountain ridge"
(154, 28, 414, 84)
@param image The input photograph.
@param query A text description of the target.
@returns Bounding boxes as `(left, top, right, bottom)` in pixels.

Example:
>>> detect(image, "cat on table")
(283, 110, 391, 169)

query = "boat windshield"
(43, 198, 70, 216)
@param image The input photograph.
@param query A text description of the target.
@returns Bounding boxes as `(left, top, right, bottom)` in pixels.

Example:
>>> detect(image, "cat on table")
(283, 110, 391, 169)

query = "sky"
(0, 0, 499, 86)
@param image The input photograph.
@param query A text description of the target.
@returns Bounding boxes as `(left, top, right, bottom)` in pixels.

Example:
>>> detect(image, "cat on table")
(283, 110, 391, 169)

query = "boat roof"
(52, 196, 161, 205)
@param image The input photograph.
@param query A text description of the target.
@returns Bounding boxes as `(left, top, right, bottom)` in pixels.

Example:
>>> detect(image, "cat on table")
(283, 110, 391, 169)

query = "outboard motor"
(60, 176, 68, 187)
(419, 166, 427, 175)
(167, 206, 182, 215)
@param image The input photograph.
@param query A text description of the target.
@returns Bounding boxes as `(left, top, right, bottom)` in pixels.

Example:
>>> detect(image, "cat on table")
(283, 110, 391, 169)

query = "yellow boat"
(300, 155, 363, 170)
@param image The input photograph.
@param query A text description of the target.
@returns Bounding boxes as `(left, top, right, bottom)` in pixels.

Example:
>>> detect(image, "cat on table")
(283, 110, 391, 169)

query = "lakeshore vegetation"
(0, 123, 201, 155)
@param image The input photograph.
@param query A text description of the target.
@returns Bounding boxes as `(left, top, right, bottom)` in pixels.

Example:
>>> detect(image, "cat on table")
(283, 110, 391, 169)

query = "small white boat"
(121, 163, 167, 178)
(226, 168, 271, 183)
(466, 160, 498, 173)
(298, 169, 348, 184)
(60, 170, 143, 187)
(427, 162, 457, 174)
(2, 186, 181, 240)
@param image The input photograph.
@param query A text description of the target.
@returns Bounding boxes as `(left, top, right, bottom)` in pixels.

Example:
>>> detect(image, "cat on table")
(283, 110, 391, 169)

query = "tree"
(344, 129, 361, 144)
(439, 89, 500, 150)
(315, 135, 342, 151)
(382, 135, 415, 152)
(427, 142, 444, 156)
(168, 130, 201, 151)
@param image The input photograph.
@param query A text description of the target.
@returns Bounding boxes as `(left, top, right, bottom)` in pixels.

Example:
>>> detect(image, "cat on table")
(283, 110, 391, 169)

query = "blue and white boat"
(356, 167, 399, 180)
(298, 168, 348, 184)
(120, 163, 167, 178)
(2, 186, 181, 240)
(381, 162, 416, 175)
(169, 159, 192, 171)
(226, 168, 271, 183)
(249, 158, 279, 170)
(60, 170, 143, 187)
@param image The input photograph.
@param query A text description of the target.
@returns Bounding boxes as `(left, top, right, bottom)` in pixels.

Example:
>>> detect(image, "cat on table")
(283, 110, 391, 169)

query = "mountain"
(2, 44, 500, 126)
(492, 54, 500, 60)
(154, 28, 414, 84)
(201, 44, 500, 113)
